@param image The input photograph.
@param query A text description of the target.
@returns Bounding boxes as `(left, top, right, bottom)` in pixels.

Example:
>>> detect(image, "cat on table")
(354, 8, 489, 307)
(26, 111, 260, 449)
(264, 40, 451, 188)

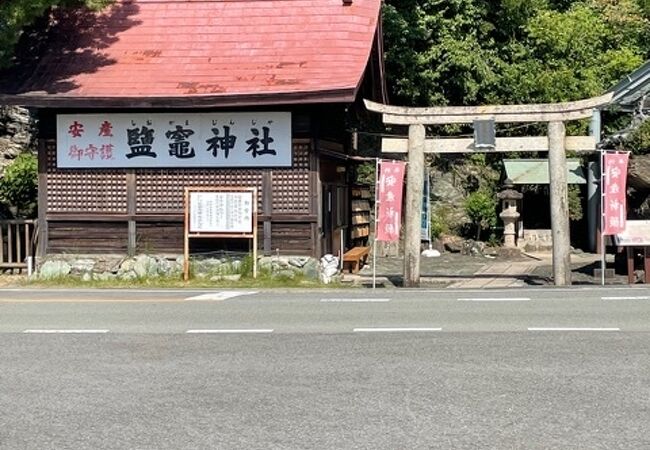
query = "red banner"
(603, 151, 630, 235)
(376, 160, 406, 242)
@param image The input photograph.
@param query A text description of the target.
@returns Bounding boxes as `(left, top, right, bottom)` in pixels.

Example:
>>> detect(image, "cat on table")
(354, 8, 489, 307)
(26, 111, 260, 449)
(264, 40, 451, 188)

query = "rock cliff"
(0, 106, 36, 173)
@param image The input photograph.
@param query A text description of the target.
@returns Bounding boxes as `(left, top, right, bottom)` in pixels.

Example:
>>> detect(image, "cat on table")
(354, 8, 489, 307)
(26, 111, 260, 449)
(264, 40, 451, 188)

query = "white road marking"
(528, 327, 620, 332)
(418, 286, 650, 294)
(602, 296, 650, 300)
(457, 297, 530, 302)
(353, 327, 442, 332)
(186, 329, 274, 334)
(22, 329, 109, 334)
(185, 291, 258, 301)
(321, 298, 390, 303)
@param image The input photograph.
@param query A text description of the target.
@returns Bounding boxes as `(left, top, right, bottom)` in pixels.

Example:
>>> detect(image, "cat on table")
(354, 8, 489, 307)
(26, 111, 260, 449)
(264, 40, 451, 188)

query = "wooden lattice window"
(45, 142, 127, 213)
(272, 141, 311, 214)
(135, 169, 264, 214)
(44, 139, 313, 216)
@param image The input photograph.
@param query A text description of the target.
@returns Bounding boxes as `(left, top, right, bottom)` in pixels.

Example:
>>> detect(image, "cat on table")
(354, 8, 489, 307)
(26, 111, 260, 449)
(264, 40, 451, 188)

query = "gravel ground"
(0, 274, 23, 287)
(530, 261, 632, 286)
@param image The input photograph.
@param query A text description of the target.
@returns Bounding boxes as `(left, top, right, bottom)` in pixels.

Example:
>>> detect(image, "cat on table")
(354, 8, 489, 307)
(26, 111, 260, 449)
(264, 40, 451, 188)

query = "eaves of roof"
(608, 60, 650, 110)
(0, 87, 357, 109)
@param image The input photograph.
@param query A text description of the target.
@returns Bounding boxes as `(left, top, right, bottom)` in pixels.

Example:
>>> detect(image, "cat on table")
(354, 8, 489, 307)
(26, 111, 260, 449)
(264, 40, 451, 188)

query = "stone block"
(593, 268, 615, 279)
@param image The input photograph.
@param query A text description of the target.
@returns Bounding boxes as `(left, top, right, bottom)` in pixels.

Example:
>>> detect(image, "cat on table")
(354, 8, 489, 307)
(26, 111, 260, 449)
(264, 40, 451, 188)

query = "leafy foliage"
(355, 162, 376, 186)
(625, 119, 650, 154)
(0, 0, 112, 68)
(464, 190, 497, 240)
(0, 152, 38, 217)
(430, 205, 451, 239)
(567, 184, 584, 221)
(383, 0, 648, 109)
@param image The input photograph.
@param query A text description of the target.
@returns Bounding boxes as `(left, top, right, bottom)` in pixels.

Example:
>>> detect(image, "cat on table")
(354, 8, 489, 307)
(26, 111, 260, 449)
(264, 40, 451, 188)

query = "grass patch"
(24, 277, 337, 289)
(22, 271, 340, 289)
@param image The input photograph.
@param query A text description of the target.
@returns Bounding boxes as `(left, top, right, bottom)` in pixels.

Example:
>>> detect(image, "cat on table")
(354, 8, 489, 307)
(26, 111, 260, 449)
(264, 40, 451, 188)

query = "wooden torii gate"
(365, 93, 613, 287)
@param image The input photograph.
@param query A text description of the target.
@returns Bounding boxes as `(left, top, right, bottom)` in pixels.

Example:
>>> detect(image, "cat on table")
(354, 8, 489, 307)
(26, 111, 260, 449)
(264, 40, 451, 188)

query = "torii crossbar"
(365, 93, 613, 287)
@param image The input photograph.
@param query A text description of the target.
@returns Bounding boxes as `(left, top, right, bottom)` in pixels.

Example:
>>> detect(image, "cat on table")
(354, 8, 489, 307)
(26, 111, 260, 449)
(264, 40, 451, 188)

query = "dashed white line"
(353, 327, 442, 333)
(186, 329, 274, 334)
(457, 297, 530, 302)
(528, 327, 620, 332)
(185, 291, 259, 301)
(321, 298, 391, 303)
(23, 329, 109, 334)
(602, 296, 650, 301)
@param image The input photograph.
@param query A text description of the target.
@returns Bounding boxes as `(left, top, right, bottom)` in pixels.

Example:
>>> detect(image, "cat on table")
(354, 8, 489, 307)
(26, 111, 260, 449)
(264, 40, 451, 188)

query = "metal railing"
(0, 220, 36, 272)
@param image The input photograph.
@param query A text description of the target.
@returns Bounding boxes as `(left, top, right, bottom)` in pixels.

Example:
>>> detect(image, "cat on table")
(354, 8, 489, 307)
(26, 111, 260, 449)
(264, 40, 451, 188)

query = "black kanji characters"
(206, 125, 237, 158)
(245, 126, 276, 158)
(166, 125, 196, 159)
(126, 126, 157, 158)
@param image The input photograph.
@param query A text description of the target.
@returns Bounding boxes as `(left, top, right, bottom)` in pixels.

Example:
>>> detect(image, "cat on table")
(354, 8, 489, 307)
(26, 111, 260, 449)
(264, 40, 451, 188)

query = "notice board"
(184, 187, 257, 280)
(189, 191, 254, 234)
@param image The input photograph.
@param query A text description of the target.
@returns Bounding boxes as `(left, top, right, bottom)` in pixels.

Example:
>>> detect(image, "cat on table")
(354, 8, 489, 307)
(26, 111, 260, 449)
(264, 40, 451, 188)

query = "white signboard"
(189, 191, 254, 234)
(57, 112, 292, 168)
(614, 220, 650, 246)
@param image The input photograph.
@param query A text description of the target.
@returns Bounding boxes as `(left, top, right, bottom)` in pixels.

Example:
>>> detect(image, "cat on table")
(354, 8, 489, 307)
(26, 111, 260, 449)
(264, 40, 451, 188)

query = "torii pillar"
(365, 93, 613, 287)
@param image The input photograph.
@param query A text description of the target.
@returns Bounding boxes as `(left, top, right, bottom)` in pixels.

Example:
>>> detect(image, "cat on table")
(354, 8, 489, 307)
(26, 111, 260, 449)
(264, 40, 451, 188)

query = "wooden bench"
(343, 246, 370, 273)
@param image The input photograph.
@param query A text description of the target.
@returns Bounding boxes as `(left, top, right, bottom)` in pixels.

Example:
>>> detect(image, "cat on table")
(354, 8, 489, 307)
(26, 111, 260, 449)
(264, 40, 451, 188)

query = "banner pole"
(183, 188, 190, 282)
(373, 158, 380, 290)
(600, 150, 606, 286)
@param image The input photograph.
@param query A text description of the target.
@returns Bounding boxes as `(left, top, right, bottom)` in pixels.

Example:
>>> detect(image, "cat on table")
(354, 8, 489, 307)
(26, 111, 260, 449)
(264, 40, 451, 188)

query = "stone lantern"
(497, 179, 523, 248)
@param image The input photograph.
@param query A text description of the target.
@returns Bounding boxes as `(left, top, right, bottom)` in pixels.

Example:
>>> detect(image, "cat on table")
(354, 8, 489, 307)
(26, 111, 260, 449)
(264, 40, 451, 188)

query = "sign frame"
(614, 220, 650, 247)
(183, 186, 258, 281)
(56, 112, 292, 169)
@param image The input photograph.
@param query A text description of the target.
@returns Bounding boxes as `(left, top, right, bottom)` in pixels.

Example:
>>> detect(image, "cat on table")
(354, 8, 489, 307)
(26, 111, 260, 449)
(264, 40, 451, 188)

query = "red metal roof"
(1, 0, 382, 107)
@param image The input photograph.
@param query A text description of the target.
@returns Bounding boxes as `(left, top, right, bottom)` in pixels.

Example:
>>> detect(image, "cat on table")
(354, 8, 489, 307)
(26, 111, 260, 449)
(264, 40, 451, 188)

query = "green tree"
(382, 0, 502, 106)
(465, 190, 497, 241)
(500, 1, 646, 106)
(383, 0, 649, 108)
(0, 0, 112, 68)
(0, 152, 37, 218)
(625, 118, 650, 154)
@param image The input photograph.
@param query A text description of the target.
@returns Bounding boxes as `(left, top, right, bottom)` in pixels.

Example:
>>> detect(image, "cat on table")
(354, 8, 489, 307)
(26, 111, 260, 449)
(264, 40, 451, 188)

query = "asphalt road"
(2, 286, 650, 333)
(1, 286, 650, 449)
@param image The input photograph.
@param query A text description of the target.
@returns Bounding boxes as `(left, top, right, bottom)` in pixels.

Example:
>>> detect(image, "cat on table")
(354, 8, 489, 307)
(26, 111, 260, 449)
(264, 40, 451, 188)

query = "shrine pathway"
(447, 261, 539, 288)
(351, 251, 620, 288)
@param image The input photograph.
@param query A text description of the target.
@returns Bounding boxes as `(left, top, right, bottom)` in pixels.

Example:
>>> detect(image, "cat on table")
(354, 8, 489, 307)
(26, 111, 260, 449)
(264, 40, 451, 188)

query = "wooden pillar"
(403, 123, 425, 287)
(36, 140, 48, 259)
(262, 170, 272, 255)
(548, 121, 571, 286)
(627, 247, 634, 284)
(312, 142, 323, 258)
(126, 170, 136, 256)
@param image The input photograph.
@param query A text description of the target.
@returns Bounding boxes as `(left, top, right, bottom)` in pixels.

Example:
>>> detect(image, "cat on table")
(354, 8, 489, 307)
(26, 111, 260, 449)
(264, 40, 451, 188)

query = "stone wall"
(518, 229, 553, 251)
(36, 253, 342, 284)
(0, 106, 35, 172)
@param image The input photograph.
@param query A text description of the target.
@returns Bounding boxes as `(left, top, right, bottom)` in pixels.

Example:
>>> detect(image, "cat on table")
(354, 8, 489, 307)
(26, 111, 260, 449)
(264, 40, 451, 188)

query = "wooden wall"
(48, 221, 128, 254)
(41, 139, 318, 256)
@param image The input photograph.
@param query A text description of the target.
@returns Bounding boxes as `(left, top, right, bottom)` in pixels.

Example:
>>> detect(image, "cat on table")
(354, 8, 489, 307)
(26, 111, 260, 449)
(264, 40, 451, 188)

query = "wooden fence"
(0, 220, 36, 272)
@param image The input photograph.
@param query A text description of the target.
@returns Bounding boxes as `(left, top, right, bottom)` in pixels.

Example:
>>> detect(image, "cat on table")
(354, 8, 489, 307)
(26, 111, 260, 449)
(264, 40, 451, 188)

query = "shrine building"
(0, 0, 385, 258)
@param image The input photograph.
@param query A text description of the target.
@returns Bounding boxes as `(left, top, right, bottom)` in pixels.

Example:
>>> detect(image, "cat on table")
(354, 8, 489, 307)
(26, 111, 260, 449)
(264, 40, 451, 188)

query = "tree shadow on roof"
(0, 1, 141, 95)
